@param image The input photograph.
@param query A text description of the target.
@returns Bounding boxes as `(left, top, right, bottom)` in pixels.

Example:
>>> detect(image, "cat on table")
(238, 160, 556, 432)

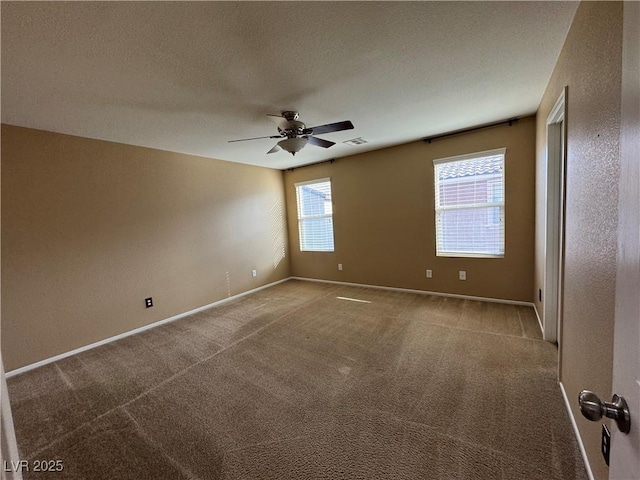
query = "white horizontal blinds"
(295, 178, 335, 252)
(434, 149, 505, 257)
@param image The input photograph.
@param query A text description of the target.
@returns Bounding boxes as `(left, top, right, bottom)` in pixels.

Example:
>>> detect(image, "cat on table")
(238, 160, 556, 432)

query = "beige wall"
(1, 125, 290, 371)
(534, 3, 623, 479)
(284, 116, 536, 303)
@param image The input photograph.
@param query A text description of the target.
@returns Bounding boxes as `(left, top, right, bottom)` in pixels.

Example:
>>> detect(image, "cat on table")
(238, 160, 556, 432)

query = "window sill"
(436, 253, 504, 259)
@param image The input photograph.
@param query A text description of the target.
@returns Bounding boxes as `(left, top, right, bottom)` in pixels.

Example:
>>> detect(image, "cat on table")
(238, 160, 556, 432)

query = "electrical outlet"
(145, 297, 153, 308)
(338, 263, 343, 271)
(601, 424, 611, 466)
(459, 271, 466, 281)
(252, 269, 257, 277)
(426, 269, 432, 278)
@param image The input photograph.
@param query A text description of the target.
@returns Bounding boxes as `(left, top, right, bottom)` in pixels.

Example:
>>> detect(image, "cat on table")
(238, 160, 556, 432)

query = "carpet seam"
(396, 292, 545, 343)
(25, 284, 343, 458)
(121, 407, 204, 480)
(19, 280, 563, 476)
(402, 318, 549, 344)
(340, 406, 566, 480)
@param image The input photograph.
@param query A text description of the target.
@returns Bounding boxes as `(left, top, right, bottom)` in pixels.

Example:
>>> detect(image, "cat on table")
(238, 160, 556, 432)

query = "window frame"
(433, 148, 506, 258)
(294, 177, 335, 253)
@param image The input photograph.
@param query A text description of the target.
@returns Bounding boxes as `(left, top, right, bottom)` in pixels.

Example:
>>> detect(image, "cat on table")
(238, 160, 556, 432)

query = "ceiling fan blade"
(308, 120, 354, 135)
(267, 114, 289, 130)
(267, 144, 281, 154)
(228, 135, 281, 143)
(307, 136, 335, 149)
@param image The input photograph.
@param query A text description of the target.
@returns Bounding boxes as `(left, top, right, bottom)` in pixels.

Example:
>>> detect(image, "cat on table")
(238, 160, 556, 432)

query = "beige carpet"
(7, 280, 588, 479)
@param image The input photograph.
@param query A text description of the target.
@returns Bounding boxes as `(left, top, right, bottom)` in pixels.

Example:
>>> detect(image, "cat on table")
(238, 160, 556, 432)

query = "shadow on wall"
(271, 198, 287, 270)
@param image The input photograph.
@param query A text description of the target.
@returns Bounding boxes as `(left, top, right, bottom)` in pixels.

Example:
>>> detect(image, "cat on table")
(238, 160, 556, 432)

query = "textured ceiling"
(1, 2, 578, 170)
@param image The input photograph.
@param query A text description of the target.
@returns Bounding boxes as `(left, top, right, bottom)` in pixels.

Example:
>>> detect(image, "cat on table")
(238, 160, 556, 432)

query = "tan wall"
(1, 125, 290, 371)
(284, 116, 536, 303)
(534, 3, 623, 479)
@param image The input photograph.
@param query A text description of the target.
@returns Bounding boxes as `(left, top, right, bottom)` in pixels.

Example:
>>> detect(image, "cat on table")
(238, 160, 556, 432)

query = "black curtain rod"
(423, 117, 519, 144)
(284, 117, 520, 170)
(285, 158, 335, 172)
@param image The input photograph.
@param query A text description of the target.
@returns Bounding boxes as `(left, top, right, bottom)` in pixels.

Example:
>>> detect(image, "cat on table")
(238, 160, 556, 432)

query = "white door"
(610, 2, 639, 478)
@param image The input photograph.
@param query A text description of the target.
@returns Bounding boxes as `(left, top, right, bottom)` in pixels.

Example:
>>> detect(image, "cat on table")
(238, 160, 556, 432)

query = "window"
(295, 178, 334, 252)
(434, 148, 505, 257)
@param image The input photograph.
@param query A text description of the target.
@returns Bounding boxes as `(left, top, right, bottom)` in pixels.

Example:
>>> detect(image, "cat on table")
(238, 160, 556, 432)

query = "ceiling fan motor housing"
(280, 120, 306, 137)
(277, 112, 306, 137)
(228, 110, 353, 156)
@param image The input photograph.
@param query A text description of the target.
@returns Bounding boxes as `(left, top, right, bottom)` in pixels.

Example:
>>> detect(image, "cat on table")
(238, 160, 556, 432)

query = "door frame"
(543, 87, 567, 346)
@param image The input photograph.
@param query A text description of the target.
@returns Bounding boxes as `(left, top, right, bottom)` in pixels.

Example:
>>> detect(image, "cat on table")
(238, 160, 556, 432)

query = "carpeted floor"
(7, 279, 588, 479)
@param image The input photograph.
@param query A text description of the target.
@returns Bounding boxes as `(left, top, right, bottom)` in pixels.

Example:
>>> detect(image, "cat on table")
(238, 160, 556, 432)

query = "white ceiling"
(1, 1, 578, 170)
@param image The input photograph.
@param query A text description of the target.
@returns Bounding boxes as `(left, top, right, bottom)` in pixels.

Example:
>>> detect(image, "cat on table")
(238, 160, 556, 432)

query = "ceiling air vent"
(343, 137, 369, 146)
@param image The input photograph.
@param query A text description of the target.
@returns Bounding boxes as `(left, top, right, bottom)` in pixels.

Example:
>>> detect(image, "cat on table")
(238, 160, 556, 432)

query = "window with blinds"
(434, 148, 505, 258)
(295, 178, 334, 252)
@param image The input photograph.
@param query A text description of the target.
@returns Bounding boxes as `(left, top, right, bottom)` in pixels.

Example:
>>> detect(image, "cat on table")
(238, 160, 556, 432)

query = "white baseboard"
(5, 278, 291, 378)
(559, 381, 595, 480)
(7, 276, 535, 377)
(291, 276, 535, 307)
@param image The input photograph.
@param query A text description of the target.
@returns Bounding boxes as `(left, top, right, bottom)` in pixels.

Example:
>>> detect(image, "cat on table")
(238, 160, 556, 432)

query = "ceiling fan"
(228, 111, 354, 156)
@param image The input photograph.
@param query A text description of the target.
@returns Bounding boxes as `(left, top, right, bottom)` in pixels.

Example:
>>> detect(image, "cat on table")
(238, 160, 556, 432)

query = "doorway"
(543, 87, 567, 348)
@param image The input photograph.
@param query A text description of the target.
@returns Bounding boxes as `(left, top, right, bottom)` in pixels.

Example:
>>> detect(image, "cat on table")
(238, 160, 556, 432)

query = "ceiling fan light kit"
(273, 137, 308, 155)
(229, 111, 354, 156)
